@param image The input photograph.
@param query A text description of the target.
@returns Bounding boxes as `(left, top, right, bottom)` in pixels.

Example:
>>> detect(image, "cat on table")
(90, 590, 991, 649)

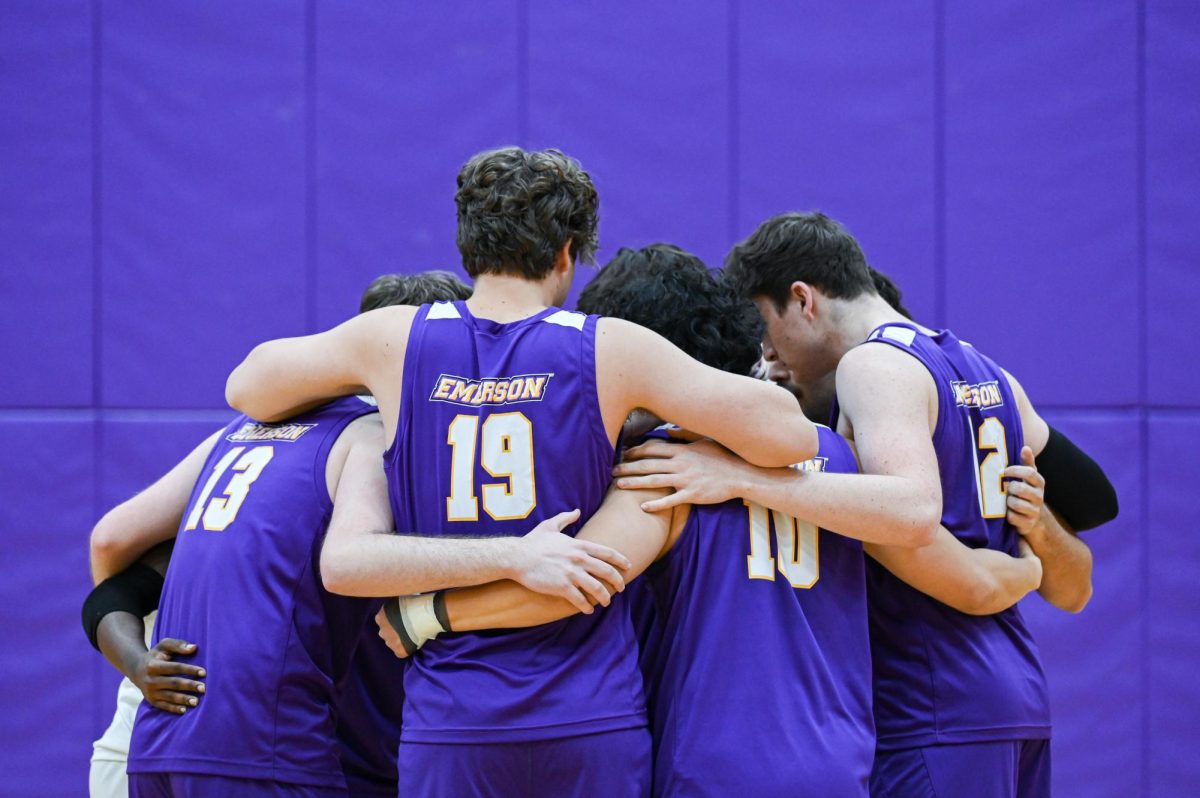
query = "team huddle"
(83, 147, 1119, 798)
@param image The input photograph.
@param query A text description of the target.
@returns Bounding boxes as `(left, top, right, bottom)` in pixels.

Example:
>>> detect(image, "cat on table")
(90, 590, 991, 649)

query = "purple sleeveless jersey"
(385, 301, 644, 743)
(635, 426, 873, 797)
(334, 630, 405, 796)
(856, 322, 1050, 750)
(128, 397, 384, 789)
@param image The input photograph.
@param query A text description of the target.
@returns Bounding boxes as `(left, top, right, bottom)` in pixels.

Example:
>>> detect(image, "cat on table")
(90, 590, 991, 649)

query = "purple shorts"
(128, 773, 347, 798)
(870, 739, 1051, 798)
(398, 726, 652, 798)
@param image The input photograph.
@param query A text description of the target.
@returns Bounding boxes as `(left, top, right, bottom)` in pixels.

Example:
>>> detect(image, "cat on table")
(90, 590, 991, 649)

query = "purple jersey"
(856, 322, 1050, 749)
(334, 630, 404, 796)
(385, 301, 644, 743)
(128, 397, 381, 788)
(638, 426, 873, 797)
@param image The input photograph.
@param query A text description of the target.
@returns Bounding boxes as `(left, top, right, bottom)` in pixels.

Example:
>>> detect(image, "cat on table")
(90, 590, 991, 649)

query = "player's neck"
(835, 294, 920, 350)
(467, 273, 562, 323)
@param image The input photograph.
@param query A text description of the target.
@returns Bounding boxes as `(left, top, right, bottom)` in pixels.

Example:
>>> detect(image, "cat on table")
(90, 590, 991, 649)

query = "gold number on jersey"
(976, 417, 1008, 519)
(446, 412, 537, 522)
(745, 500, 819, 588)
(184, 445, 275, 532)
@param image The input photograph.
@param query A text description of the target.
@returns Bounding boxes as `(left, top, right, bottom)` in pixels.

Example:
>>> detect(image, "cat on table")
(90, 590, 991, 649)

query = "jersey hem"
(400, 711, 647, 744)
(126, 755, 346, 788)
(875, 723, 1052, 751)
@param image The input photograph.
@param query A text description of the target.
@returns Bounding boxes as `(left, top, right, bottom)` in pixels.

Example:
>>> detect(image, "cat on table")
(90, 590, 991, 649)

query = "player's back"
(640, 426, 872, 798)
(128, 397, 378, 789)
(386, 300, 644, 743)
(857, 322, 1050, 749)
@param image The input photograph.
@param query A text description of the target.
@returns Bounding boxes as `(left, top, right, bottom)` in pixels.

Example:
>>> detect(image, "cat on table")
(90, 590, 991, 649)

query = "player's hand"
(1003, 446, 1046, 537)
(510, 510, 631, 615)
(614, 439, 743, 512)
(130, 638, 206, 715)
(375, 605, 411, 660)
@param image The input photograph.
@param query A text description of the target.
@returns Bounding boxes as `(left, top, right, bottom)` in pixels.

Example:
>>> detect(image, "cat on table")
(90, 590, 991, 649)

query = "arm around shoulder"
(597, 317, 817, 467)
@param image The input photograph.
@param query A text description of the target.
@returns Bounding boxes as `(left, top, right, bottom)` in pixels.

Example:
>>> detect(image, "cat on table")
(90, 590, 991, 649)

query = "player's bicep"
(1002, 369, 1050, 455)
(575, 485, 673, 580)
(600, 319, 815, 467)
(90, 429, 222, 583)
(326, 421, 393, 545)
(836, 345, 942, 496)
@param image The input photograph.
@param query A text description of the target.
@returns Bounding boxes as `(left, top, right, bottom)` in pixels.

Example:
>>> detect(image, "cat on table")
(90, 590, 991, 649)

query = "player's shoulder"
(838, 336, 931, 383)
(337, 411, 386, 451)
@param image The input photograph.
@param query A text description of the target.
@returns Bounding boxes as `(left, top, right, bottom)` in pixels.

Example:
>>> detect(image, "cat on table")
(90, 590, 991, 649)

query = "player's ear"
(553, 239, 574, 275)
(789, 281, 816, 320)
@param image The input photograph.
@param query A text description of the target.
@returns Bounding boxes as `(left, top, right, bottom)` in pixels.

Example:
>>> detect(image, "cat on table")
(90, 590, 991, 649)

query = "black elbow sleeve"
(1037, 425, 1120, 532)
(82, 563, 164, 651)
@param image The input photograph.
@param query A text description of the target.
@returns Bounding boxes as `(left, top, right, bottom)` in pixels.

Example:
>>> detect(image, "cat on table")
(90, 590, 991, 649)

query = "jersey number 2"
(446, 412, 537, 521)
(745, 501, 819, 588)
(976, 417, 1008, 519)
(184, 445, 274, 532)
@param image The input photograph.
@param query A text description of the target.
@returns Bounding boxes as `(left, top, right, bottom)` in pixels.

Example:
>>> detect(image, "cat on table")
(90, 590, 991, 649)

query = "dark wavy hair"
(724, 211, 876, 310)
(358, 270, 472, 313)
(455, 147, 599, 280)
(577, 244, 762, 376)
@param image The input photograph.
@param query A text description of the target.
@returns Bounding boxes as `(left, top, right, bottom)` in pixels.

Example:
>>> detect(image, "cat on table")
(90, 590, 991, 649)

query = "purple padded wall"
(99, 2, 308, 408)
(943, 1, 1139, 407)
(0, 2, 1194, 794)
(0, 1, 94, 408)
(314, 1, 518, 329)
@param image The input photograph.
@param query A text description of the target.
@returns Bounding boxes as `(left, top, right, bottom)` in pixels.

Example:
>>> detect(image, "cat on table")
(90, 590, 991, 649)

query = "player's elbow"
(898, 503, 940, 549)
(318, 543, 358, 597)
(226, 346, 281, 421)
(1058, 582, 1093, 614)
(89, 512, 127, 583)
(751, 408, 819, 468)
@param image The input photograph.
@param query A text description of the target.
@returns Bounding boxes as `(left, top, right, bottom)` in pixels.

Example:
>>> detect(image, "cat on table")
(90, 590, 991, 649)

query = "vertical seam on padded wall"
(932, 0, 947, 328)
(516, 0, 529, 146)
(1136, 0, 1150, 794)
(90, 0, 105, 738)
(304, 0, 318, 333)
(727, 0, 740, 244)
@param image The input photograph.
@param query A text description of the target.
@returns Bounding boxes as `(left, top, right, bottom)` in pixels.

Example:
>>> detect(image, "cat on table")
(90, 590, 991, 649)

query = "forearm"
(96, 612, 149, 680)
(321, 532, 519, 597)
(866, 530, 1041, 615)
(445, 581, 577, 631)
(740, 467, 938, 548)
(1027, 508, 1093, 613)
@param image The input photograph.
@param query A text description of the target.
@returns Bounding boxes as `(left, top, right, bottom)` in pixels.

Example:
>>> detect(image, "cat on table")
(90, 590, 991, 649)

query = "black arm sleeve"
(81, 563, 164, 651)
(1038, 425, 1120, 532)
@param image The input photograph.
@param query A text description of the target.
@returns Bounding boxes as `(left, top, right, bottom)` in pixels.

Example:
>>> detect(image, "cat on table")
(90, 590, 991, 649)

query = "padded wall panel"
(315, 2, 519, 327)
(1022, 411, 1142, 797)
(943, 2, 1138, 405)
(1147, 413, 1200, 794)
(99, 1, 307, 408)
(736, 2, 938, 323)
(528, 0, 729, 296)
(0, 1, 94, 407)
(0, 417, 95, 793)
(1145, 2, 1200, 406)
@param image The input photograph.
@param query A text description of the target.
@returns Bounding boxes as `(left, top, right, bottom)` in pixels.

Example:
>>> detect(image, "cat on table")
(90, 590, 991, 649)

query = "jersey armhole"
(582, 314, 617, 462)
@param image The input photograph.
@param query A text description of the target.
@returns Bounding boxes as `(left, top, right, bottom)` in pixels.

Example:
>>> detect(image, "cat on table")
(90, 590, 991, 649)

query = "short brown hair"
(455, 147, 599, 280)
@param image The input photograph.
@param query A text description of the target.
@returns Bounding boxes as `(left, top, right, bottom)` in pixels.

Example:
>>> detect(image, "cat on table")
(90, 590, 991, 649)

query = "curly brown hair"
(455, 147, 599, 280)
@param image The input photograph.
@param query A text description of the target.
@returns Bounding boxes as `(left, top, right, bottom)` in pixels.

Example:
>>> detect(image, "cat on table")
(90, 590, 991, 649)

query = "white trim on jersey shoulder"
(542, 310, 586, 331)
(427, 302, 462, 320)
(879, 326, 918, 346)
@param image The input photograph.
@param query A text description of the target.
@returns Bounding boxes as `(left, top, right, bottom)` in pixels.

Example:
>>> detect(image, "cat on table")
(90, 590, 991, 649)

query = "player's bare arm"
(596, 317, 818, 467)
(376, 485, 675, 659)
(319, 415, 632, 608)
(90, 541, 207, 715)
(1004, 370, 1094, 612)
(865, 532, 1043, 616)
(615, 344, 942, 548)
(225, 305, 416, 442)
(90, 430, 222, 584)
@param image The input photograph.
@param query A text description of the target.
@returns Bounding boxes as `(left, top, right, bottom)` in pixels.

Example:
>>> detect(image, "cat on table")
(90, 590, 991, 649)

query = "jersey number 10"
(745, 501, 819, 588)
